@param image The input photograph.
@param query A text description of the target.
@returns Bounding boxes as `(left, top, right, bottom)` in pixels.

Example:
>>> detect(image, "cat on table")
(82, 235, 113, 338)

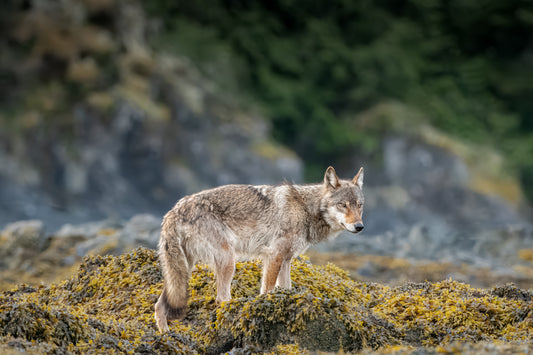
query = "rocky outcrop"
(0, 248, 532, 354)
(319, 105, 532, 273)
(0, 0, 302, 229)
(335, 130, 533, 266)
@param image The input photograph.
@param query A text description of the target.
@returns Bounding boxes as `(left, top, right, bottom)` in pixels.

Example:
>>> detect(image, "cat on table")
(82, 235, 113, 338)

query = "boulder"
(1, 220, 45, 250)
(119, 214, 161, 249)
(0, 220, 46, 270)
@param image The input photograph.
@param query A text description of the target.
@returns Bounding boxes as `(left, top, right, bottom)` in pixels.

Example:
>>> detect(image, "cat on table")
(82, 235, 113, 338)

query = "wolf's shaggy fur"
(155, 166, 364, 332)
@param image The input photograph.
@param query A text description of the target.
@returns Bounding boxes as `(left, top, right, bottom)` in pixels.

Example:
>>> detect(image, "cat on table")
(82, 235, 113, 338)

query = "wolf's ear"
(352, 167, 364, 189)
(324, 166, 340, 190)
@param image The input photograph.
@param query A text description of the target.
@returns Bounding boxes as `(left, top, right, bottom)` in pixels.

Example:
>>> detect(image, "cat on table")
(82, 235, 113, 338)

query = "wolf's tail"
(154, 227, 190, 332)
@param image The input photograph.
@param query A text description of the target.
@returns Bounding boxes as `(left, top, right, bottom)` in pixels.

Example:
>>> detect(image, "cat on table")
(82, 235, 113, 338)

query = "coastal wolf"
(154, 166, 364, 332)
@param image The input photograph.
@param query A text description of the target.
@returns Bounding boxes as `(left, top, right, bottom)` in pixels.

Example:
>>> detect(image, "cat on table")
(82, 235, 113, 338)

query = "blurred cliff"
(0, 0, 303, 228)
(1, 0, 533, 285)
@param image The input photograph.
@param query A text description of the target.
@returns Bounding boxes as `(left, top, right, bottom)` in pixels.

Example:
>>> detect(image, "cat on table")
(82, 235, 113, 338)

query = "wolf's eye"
(336, 202, 347, 209)
(357, 202, 363, 208)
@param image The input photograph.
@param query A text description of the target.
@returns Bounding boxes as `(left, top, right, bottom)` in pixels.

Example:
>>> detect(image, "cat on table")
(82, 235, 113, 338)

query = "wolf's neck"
(293, 184, 323, 211)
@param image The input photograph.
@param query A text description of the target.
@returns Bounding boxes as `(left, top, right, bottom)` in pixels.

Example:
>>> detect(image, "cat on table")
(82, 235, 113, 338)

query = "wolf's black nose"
(355, 223, 364, 232)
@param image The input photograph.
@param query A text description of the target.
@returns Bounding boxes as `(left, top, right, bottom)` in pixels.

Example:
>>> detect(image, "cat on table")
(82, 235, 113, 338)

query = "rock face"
(0, 69, 304, 228)
(0, 0, 303, 229)
(319, 128, 533, 273)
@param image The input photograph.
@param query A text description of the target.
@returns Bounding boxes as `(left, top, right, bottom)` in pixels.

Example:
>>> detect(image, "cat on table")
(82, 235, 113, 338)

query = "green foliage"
(145, 0, 533, 190)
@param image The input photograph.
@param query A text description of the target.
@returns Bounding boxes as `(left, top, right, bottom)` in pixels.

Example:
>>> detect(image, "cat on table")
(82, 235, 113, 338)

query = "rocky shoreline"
(2, 214, 533, 292)
(1, 248, 532, 354)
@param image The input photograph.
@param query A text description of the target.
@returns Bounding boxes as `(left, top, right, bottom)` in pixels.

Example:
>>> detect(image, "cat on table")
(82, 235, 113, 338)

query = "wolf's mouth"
(342, 223, 357, 233)
(343, 223, 364, 234)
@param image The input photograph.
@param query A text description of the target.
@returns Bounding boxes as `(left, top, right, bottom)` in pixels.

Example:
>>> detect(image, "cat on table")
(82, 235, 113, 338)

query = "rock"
(54, 219, 120, 240)
(1, 220, 45, 250)
(0, 0, 304, 231)
(119, 214, 161, 249)
(320, 126, 533, 273)
(75, 234, 120, 258)
(0, 220, 46, 271)
(383, 135, 470, 191)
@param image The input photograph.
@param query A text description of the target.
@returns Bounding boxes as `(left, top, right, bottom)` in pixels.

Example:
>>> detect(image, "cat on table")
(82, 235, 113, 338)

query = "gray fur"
(154, 166, 365, 332)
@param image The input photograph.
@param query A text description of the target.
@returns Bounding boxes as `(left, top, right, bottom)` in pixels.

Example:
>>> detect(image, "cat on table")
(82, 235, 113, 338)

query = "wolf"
(154, 166, 364, 332)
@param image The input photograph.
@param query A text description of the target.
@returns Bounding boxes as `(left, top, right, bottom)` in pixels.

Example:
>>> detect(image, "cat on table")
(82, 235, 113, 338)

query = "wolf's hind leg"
(154, 296, 169, 332)
(193, 220, 236, 304)
(154, 288, 187, 332)
(214, 246, 235, 304)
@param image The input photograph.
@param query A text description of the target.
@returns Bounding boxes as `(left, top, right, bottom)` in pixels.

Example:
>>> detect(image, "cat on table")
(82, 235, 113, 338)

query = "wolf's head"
(322, 166, 365, 234)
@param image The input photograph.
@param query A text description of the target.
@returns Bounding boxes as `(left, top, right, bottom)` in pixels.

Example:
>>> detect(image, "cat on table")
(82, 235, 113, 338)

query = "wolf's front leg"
(214, 248, 235, 304)
(275, 259, 292, 289)
(260, 254, 282, 294)
(261, 248, 292, 294)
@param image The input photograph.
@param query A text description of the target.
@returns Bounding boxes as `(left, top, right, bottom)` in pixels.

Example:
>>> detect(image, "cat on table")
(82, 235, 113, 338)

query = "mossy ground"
(1, 248, 532, 354)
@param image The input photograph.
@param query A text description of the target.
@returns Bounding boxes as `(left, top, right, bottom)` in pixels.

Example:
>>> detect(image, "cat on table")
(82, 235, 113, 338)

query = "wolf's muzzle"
(354, 223, 364, 233)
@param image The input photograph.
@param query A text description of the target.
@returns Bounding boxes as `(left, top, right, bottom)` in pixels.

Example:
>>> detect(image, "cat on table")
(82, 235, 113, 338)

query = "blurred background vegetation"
(145, 0, 533, 197)
(1, 0, 532, 202)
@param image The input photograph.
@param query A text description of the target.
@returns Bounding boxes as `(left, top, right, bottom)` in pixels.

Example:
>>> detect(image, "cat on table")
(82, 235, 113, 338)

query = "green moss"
(0, 248, 532, 354)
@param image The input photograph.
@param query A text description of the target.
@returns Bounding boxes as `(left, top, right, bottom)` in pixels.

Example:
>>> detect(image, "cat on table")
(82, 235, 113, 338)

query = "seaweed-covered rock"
(0, 299, 87, 347)
(491, 283, 533, 302)
(0, 248, 532, 354)
(372, 280, 532, 345)
(215, 288, 396, 352)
